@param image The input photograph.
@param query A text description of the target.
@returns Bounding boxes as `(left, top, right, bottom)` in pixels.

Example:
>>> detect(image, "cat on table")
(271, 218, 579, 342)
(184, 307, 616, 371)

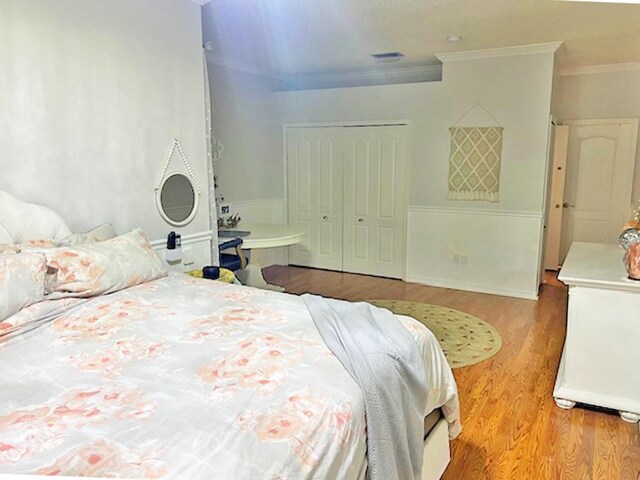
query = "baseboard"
(406, 274, 539, 300)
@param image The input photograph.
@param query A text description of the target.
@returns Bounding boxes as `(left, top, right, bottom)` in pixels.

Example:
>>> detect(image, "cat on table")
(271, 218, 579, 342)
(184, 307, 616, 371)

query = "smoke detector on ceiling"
(371, 52, 405, 63)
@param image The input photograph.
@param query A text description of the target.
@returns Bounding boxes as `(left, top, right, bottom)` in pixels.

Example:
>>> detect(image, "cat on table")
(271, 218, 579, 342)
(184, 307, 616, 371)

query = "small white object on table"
(555, 242, 640, 430)
(219, 223, 305, 291)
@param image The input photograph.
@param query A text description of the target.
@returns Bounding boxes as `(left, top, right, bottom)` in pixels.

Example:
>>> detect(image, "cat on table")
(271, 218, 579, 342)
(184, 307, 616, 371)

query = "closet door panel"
(287, 127, 343, 270)
(343, 126, 407, 278)
(353, 225, 370, 260)
(296, 140, 312, 213)
(378, 226, 395, 263)
(379, 137, 397, 219)
(354, 139, 372, 217)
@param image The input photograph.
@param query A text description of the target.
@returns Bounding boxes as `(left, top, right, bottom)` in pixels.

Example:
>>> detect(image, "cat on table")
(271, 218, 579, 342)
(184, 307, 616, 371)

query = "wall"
(208, 63, 287, 266)
(279, 53, 555, 213)
(208, 63, 283, 205)
(206, 48, 556, 298)
(0, 0, 213, 269)
(554, 69, 640, 202)
(276, 50, 556, 299)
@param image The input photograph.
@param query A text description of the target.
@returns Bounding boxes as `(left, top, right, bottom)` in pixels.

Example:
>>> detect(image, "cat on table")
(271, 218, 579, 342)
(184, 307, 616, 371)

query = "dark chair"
(218, 237, 248, 272)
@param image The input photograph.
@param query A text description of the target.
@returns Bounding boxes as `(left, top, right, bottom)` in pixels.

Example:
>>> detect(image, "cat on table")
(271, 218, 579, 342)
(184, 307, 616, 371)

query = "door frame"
(536, 114, 556, 285)
(558, 117, 639, 255)
(282, 120, 412, 280)
(543, 124, 569, 271)
(561, 118, 639, 129)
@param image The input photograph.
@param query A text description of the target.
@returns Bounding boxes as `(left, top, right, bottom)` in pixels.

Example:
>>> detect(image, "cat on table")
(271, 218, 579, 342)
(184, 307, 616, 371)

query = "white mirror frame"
(155, 139, 202, 227)
(155, 171, 200, 227)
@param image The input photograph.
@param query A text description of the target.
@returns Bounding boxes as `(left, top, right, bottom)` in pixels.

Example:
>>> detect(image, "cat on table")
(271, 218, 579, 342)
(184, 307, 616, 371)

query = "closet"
(286, 124, 408, 279)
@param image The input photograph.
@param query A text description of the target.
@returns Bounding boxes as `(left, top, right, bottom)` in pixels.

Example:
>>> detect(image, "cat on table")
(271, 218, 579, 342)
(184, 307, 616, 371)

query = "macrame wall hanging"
(448, 103, 503, 202)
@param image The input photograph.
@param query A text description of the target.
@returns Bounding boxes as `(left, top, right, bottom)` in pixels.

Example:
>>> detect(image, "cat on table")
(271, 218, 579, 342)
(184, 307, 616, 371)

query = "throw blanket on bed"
(302, 294, 429, 480)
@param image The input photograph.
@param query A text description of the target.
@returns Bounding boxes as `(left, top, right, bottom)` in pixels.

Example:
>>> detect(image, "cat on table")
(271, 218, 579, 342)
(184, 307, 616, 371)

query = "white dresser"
(555, 242, 640, 428)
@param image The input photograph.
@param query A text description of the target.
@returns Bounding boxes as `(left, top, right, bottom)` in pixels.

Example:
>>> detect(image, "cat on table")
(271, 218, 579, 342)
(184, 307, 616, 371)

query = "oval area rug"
(369, 300, 502, 369)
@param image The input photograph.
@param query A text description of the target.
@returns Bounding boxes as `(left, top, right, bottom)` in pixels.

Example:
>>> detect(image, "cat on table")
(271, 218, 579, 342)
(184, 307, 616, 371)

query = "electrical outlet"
(183, 247, 194, 266)
(452, 254, 460, 264)
(460, 255, 468, 265)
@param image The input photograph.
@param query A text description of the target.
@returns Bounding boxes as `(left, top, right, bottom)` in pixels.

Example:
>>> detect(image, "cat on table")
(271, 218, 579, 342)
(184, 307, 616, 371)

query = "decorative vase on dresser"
(555, 242, 640, 431)
(626, 243, 640, 280)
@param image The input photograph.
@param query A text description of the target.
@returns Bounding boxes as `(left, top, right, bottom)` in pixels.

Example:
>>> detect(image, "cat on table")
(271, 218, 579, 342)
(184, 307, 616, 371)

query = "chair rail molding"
(150, 230, 213, 249)
(558, 62, 640, 77)
(408, 205, 544, 218)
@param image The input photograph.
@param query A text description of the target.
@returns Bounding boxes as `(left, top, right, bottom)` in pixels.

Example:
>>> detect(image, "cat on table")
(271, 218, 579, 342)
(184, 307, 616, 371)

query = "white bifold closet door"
(342, 125, 407, 278)
(287, 125, 407, 279)
(287, 127, 344, 271)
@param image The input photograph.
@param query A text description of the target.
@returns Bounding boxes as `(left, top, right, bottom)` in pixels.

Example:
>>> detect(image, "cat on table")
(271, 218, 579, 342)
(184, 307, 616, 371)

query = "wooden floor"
(265, 265, 640, 480)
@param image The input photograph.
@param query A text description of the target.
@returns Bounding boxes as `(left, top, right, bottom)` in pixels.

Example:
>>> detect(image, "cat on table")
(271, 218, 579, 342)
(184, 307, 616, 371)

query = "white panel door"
(287, 127, 343, 270)
(560, 120, 638, 262)
(342, 125, 407, 278)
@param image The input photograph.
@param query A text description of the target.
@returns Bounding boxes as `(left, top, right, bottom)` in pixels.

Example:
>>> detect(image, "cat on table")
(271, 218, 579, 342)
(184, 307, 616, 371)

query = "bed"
(0, 190, 460, 479)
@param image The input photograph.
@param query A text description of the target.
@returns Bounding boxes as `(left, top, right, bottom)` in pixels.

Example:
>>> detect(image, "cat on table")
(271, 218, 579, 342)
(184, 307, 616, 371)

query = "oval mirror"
(156, 173, 199, 226)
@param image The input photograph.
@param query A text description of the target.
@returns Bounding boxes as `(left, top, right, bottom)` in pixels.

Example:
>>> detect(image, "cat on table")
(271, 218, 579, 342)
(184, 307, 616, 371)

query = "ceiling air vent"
(371, 51, 405, 63)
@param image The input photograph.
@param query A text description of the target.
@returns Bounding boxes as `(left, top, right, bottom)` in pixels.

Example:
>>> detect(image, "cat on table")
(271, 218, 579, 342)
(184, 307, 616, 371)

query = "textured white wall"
(0, 0, 211, 250)
(208, 63, 283, 203)
(274, 51, 555, 298)
(278, 52, 555, 213)
(554, 69, 640, 202)
(206, 50, 556, 297)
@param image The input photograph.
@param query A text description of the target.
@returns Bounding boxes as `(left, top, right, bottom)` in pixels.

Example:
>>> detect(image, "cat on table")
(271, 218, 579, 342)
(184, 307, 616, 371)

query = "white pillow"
(45, 228, 166, 298)
(0, 224, 117, 255)
(59, 223, 117, 246)
(0, 253, 47, 322)
(0, 245, 20, 255)
(0, 239, 58, 255)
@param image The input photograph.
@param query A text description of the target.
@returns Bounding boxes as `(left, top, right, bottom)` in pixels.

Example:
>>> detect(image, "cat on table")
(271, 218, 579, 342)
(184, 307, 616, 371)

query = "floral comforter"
(0, 274, 460, 479)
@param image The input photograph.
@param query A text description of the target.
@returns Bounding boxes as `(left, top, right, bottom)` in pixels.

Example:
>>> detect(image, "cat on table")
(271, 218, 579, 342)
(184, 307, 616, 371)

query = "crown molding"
(205, 53, 280, 79)
(274, 64, 443, 91)
(554, 0, 640, 3)
(558, 62, 640, 77)
(435, 42, 563, 63)
(305, 64, 443, 82)
(191, 0, 212, 5)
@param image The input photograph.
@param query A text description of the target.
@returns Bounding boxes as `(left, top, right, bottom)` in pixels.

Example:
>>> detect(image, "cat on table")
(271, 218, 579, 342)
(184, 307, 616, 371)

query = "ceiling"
(201, 0, 640, 77)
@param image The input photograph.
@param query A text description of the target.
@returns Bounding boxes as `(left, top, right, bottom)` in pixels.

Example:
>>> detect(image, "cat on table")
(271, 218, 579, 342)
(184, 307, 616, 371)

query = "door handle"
(562, 203, 575, 209)
(358, 218, 364, 223)
(322, 216, 328, 220)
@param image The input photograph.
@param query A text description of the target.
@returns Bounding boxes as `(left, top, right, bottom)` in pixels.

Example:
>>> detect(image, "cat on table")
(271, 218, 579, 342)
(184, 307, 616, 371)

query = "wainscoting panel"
(406, 206, 544, 300)
(229, 198, 287, 266)
(230, 198, 285, 224)
(150, 231, 214, 272)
